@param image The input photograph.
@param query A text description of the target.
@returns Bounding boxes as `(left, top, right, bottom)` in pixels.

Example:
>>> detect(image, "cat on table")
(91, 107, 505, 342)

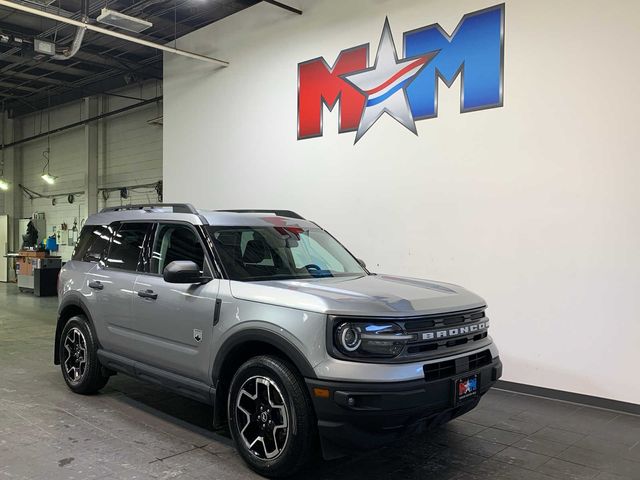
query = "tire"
(59, 315, 109, 394)
(228, 355, 317, 477)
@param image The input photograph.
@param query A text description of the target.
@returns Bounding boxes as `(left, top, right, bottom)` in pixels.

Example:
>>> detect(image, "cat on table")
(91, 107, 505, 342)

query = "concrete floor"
(1, 282, 639, 480)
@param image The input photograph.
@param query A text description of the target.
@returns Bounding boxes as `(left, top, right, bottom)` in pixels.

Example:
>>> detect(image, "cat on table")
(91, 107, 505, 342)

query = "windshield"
(207, 225, 367, 281)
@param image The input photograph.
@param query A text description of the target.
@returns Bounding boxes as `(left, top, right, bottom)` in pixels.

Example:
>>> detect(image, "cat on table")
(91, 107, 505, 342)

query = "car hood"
(229, 274, 485, 317)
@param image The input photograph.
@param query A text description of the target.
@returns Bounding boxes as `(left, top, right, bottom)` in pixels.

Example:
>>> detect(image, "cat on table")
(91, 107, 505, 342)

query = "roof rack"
(217, 209, 305, 220)
(100, 203, 199, 215)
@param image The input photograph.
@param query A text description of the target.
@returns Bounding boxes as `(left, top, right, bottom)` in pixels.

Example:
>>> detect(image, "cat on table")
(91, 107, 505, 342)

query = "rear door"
(76, 224, 117, 345)
(92, 222, 152, 356)
(131, 222, 219, 382)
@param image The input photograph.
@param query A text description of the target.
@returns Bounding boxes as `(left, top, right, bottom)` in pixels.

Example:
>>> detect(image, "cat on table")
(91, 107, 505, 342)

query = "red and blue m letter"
(297, 46, 368, 139)
(404, 4, 504, 119)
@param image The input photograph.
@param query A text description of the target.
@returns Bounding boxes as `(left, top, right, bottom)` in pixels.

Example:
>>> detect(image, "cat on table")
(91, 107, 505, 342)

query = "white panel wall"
(100, 84, 163, 210)
(164, 0, 640, 403)
(9, 81, 162, 259)
(20, 101, 86, 241)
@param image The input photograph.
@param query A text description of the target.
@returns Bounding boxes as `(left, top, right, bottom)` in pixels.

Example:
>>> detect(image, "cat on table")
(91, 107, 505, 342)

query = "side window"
(150, 224, 205, 275)
(72, 225, 112, 263)
(104, 223, 150, 271)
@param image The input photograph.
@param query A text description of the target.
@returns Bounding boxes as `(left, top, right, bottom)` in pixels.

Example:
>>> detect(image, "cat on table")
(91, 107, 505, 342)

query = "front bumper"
(306, 355, 502, 458)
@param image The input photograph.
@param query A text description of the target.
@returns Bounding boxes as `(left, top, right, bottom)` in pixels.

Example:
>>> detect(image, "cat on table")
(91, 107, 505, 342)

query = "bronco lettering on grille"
(421, 321, 489, 341)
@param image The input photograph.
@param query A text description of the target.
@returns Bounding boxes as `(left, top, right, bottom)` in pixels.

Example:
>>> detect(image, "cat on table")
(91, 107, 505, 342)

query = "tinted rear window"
(72, 225, 112, 263)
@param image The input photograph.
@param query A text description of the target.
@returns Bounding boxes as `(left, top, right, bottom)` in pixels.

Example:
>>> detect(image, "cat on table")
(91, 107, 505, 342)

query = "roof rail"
(100, 203, 199, 215)
(217, 209, 305, 220)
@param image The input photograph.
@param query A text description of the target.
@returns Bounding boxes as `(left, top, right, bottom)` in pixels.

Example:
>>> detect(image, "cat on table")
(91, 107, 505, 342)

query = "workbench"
(7, 251, 62, 296)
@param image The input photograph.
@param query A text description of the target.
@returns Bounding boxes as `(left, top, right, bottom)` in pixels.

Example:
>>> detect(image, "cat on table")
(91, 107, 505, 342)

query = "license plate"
(456, 374, 478, 402)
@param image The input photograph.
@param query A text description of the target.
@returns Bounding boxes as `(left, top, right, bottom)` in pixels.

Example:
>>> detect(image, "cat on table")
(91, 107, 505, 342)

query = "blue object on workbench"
(45, 235, 58, 252)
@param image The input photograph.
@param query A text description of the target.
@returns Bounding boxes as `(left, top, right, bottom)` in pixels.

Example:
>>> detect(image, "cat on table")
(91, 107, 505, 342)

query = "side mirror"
(163, 261, 210, 284)
(357, 258, 367, 269)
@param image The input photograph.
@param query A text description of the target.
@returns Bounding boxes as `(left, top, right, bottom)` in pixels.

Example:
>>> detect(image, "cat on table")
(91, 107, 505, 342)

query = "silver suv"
(55, 204, 502, 477)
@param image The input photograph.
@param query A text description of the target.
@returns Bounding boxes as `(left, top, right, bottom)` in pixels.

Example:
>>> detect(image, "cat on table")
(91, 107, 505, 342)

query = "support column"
(84, 96, 99, 215)
(98, 95, 108, 210)
(3, 112, 22, 254)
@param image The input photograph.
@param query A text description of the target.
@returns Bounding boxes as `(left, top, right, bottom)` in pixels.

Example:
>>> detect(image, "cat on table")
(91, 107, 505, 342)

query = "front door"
(132, 222, 219, 382)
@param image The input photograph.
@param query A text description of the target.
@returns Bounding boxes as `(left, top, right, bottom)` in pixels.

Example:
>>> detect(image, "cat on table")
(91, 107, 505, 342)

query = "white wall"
(10, 81, 163, 259)
(164, 0, 640, 403)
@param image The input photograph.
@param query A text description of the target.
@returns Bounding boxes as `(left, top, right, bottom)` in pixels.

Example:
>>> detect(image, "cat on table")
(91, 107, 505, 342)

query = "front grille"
(404, 309, 485, 332)
(423, 349, 493, 381)
(402, 308, 490, 360)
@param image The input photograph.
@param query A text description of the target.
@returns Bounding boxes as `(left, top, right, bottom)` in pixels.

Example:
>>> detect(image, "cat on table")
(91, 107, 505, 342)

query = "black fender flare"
(54, 293, 96, 365)
(211, 328, 317, 385)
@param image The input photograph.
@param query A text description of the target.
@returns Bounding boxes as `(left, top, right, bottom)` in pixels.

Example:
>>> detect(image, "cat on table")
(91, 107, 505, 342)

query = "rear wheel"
(228, 355, 317, 477)
(60, 315, 109, 394)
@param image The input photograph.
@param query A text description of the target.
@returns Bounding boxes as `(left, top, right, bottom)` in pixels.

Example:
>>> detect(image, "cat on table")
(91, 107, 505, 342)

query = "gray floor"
(1, 283, 639, 480)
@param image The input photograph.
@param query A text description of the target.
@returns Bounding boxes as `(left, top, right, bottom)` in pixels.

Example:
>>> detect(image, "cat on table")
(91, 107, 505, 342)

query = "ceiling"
(0, 0, 263, 117)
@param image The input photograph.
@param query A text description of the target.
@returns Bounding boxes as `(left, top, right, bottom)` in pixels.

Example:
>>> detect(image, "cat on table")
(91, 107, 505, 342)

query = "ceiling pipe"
(0, 0, 229, 66)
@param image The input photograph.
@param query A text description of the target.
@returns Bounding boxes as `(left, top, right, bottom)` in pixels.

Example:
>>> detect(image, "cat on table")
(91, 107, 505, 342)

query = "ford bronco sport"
(55, 204, 502, 477)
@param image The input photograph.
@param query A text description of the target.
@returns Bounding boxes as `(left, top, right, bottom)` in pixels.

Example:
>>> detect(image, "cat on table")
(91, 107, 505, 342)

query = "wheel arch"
(54, 294, 96, 365)
(211, 329, 316, 428)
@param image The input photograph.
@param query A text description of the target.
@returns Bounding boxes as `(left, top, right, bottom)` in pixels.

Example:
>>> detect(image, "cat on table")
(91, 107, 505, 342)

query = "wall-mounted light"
(0, 178, 9, 190)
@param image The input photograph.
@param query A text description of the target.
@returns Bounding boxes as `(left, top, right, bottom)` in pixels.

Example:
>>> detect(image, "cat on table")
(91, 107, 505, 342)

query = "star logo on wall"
(342, 18, 437, 144)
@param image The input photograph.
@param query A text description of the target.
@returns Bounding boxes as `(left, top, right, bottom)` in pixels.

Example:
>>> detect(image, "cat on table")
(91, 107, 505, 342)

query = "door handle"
(138, 289, 158, 300)
(88, 280, 104, 290)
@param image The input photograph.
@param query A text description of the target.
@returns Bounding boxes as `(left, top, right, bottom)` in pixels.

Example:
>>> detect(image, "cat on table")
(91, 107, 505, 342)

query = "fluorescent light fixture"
(41, 173, 56, 184)
(0, 178, 9, 190)
(97, 8, 152, 33)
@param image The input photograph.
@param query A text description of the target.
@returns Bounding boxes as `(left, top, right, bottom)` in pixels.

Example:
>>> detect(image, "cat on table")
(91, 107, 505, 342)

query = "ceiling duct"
(50, 0, 88, 61)
(51, 26, 86, 60)
(96, 8, 152, 33)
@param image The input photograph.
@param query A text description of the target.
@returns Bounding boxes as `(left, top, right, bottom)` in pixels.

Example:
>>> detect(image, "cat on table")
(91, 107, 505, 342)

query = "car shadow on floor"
(105, 374, 467, 480)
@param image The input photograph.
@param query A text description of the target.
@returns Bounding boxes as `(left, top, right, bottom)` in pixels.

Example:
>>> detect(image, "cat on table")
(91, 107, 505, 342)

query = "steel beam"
(263, 0, 302, 15)
(2, 95, 161, 144)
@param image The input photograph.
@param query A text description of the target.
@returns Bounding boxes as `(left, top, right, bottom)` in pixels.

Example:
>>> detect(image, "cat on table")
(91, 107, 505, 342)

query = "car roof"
(84, 205, 317, 228)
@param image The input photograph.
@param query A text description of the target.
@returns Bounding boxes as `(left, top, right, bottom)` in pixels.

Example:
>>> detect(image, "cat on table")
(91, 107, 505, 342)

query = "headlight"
(334, 321, 415, 358)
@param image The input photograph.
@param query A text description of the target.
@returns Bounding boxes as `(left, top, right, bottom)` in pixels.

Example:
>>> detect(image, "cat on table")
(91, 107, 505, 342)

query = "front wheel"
(59, 315, 109, 394)
(228, 355, 317, 477)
